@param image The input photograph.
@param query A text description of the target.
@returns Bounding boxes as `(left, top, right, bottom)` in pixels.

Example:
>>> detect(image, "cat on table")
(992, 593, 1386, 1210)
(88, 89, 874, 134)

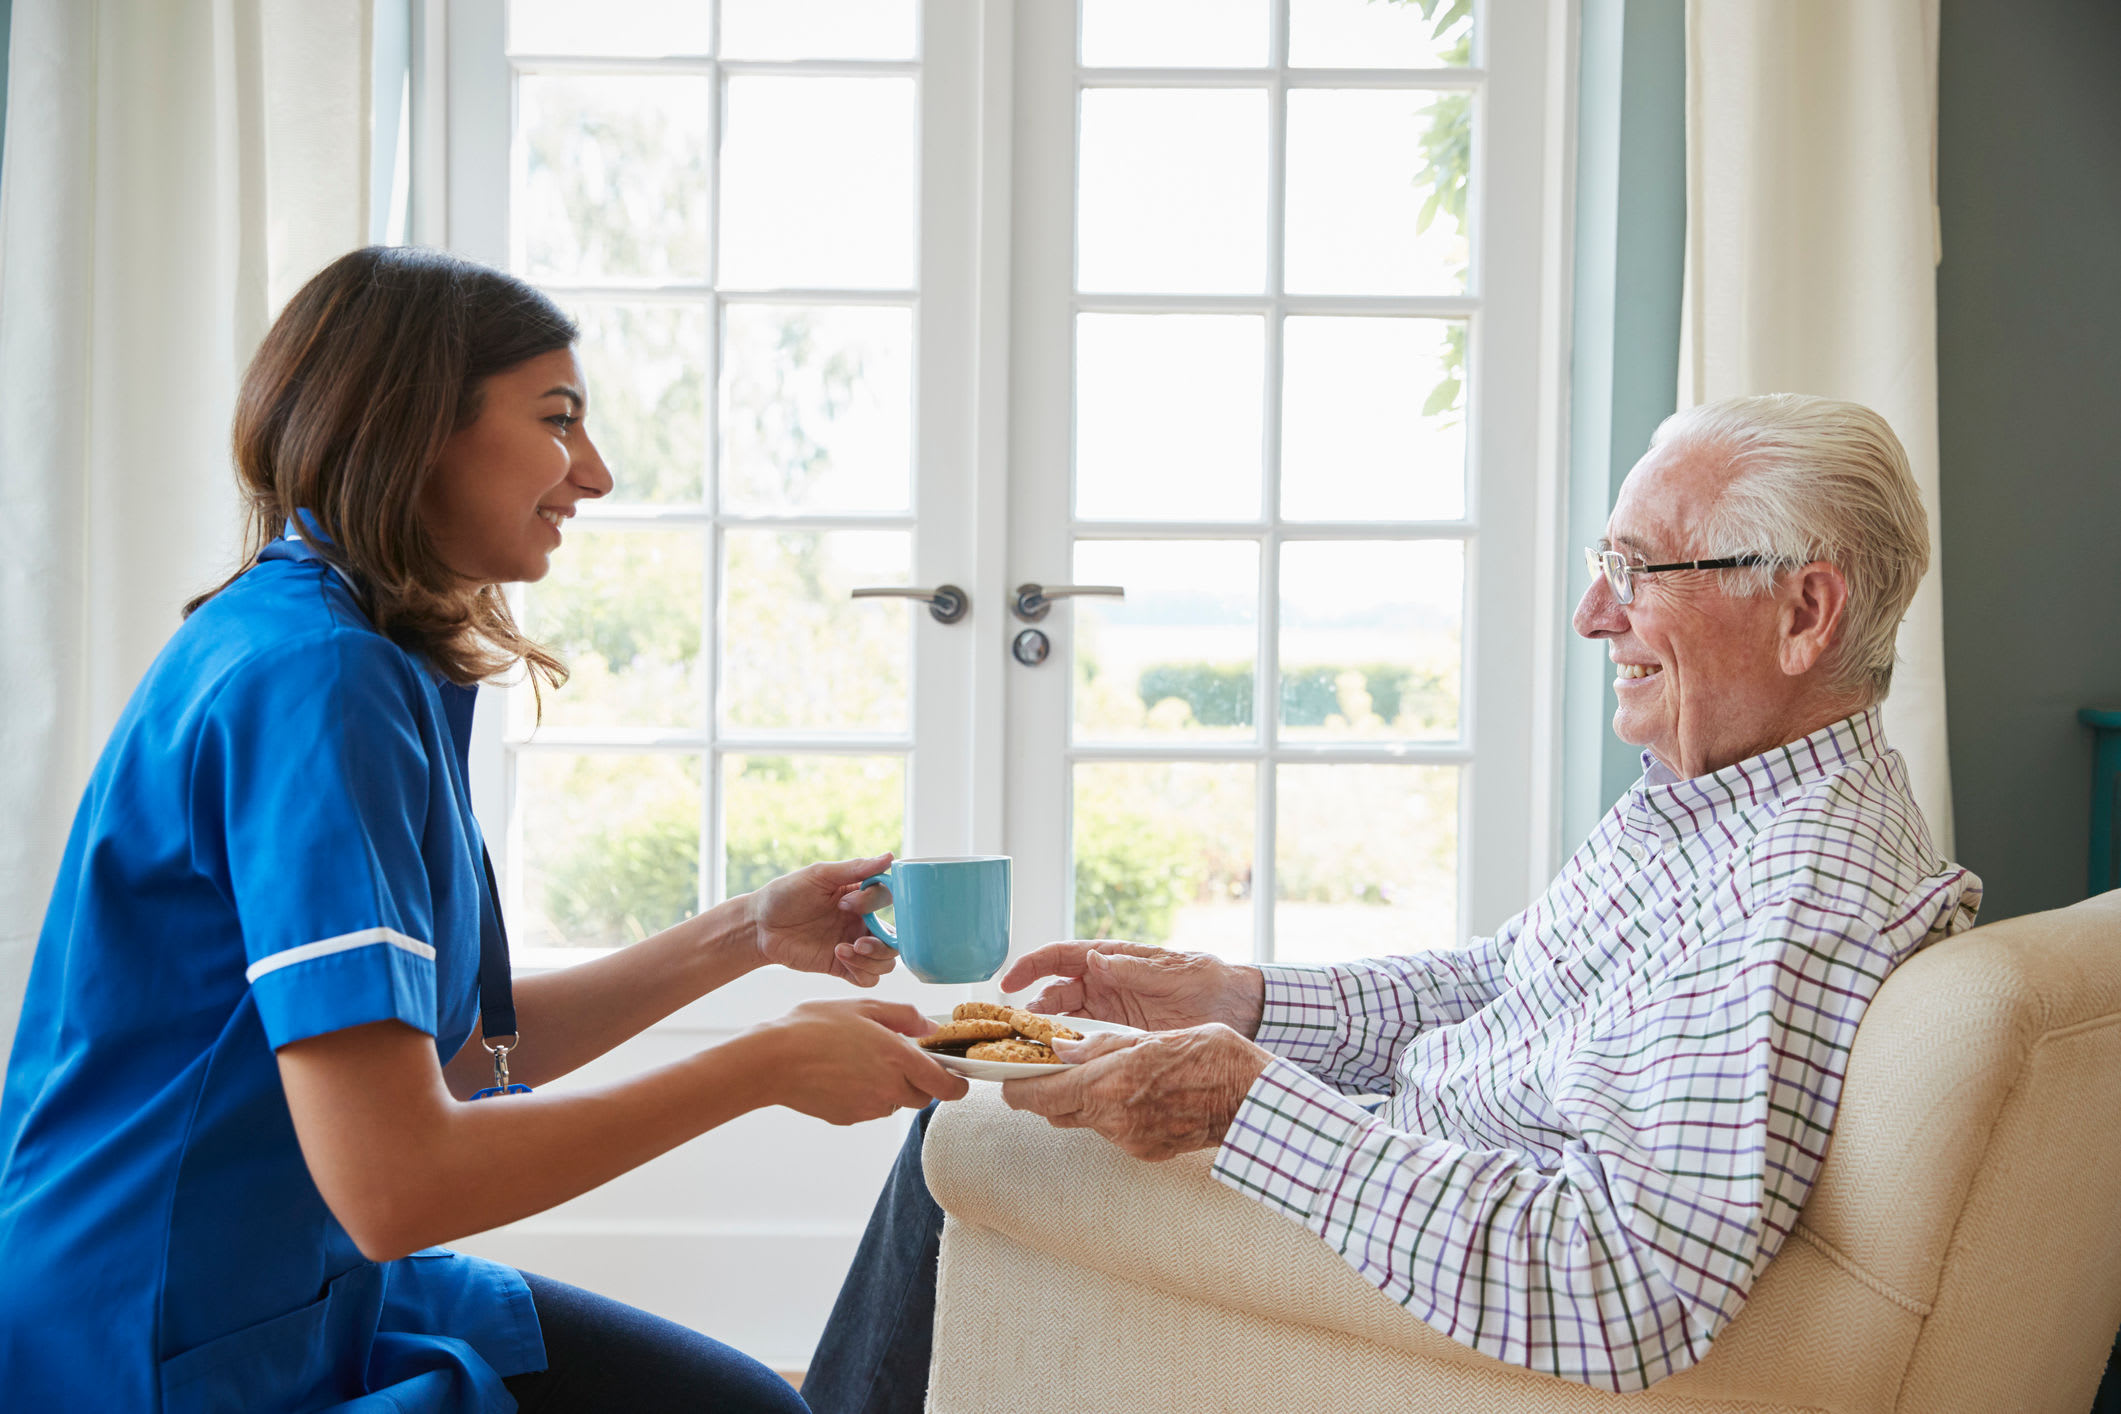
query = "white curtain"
(1680, 0, 1955, 852)
(0, 0, 373, 1056)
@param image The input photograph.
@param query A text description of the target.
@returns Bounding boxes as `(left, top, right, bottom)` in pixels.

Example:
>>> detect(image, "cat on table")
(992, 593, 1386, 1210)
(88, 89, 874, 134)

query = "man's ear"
(1778, 561, 1850, 678)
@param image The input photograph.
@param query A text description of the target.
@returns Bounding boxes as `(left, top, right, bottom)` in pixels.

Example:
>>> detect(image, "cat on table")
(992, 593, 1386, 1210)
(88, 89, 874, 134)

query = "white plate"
(921, 1012, 1143, 1082)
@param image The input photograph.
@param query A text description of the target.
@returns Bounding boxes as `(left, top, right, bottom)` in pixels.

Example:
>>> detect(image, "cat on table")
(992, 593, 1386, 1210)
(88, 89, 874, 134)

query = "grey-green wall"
(1937, 0, 2121, 922)
(2, 0, 12, 168)
(1563, 0, 1687, 849)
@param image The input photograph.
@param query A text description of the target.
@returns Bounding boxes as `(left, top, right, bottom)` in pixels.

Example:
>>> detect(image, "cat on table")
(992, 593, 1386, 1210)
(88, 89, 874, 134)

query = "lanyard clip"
(471, 1033, 531, 1100)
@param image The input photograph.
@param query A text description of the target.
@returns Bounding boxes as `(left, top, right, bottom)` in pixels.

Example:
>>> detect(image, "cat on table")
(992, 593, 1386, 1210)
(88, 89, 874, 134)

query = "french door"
(439, 0, 1568, 1372)
(1005, 0, 1561, 964)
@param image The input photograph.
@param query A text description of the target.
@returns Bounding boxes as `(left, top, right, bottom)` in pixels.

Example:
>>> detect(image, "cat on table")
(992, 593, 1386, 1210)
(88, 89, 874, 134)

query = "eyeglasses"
(1583, 547, 1778, 605)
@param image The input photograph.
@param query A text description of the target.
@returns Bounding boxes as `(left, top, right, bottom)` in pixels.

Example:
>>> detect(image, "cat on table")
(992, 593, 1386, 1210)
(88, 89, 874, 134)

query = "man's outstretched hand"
(1000, 941, 1266, 1037)
(999, 1025, 1273, 1161)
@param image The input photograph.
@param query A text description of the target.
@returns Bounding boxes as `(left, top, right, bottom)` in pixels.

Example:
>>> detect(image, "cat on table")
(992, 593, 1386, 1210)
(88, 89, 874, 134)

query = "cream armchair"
(923, 892, 2121, 1414)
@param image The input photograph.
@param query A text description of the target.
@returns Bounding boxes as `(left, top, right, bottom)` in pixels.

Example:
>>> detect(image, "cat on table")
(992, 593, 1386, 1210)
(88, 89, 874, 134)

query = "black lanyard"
(472, 847, 529, 1098)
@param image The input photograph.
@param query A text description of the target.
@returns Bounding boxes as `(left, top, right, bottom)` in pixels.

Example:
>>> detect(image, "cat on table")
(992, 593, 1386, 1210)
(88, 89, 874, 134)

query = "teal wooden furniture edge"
(2082, 708, 2121, 897)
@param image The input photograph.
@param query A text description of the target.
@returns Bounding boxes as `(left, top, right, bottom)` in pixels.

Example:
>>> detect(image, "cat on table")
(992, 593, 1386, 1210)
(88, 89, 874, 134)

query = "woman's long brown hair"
(187, 246, 575, 693)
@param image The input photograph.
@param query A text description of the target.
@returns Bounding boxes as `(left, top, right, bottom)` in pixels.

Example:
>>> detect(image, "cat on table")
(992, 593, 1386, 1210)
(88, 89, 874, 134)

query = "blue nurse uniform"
(0, 534, 545, 1411)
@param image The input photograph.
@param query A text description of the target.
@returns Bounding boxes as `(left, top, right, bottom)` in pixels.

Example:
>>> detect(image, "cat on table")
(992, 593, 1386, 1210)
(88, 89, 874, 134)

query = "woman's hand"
(1000, 941, 1266, 1036)
(751, 854, 902, 986)
(743, 998, 968, 1124)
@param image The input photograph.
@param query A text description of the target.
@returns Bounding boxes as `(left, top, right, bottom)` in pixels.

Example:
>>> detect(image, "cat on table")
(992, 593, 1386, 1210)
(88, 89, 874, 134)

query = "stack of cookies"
(919, 1002, 1083, 1065)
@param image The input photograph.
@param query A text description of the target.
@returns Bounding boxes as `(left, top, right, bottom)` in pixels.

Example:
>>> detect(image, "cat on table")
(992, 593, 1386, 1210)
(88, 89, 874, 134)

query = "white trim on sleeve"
(245, 927, 437, 983)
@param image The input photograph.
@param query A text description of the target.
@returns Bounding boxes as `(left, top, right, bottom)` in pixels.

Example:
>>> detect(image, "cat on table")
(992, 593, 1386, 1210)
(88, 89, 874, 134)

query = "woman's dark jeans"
(502, 1270, 810, 1413)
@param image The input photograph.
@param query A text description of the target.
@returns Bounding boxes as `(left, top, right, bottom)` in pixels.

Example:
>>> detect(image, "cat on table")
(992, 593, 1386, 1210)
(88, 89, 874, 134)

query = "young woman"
(0, 246, 965, 1413)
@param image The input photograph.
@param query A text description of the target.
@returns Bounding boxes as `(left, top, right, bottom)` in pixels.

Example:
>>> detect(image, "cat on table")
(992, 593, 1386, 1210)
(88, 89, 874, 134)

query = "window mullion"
(1252, 0, 1291, 968)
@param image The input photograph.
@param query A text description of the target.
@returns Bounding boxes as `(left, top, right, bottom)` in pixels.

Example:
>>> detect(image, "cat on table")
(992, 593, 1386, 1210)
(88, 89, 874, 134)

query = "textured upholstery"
(924, 891, 2121, 1413)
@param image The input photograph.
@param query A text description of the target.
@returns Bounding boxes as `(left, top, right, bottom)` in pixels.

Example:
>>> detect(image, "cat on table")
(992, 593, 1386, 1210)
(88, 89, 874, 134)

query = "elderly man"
(802, 393, 1980, 1408)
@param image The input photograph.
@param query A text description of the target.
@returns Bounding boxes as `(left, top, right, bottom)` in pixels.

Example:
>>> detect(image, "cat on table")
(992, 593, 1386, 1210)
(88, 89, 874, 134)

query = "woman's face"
(420, 347, 612, 585)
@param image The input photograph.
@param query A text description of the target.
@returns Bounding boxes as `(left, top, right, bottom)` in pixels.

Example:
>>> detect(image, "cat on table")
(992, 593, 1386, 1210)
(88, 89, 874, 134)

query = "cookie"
(1004, 1008, 1082, 1045)
(951, 1001, 1014, 1024)
(965, 1038, 1063, 1065)
(919, 1019, 1016, 1049)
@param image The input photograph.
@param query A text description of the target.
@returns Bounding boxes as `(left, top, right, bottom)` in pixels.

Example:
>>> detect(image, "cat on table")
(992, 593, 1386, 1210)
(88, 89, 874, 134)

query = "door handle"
(850, 585, 970, 625)
(1012, 583, 1124, 622)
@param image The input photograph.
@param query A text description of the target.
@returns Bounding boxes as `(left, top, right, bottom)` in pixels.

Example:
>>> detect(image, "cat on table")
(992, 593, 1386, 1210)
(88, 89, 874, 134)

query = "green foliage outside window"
(1393, 0, 1473, 420)
(1135, 660, 1454, 734)
(722, 757, 905, 898)
(546, 810, 701, 947)
(1073, 807, 1196, 944)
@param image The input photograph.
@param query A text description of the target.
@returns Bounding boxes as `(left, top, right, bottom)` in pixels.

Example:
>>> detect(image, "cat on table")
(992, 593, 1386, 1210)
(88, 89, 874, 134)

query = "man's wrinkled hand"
(1000, 941, 1265, 1037)
(998, 1024, 1273, 1161)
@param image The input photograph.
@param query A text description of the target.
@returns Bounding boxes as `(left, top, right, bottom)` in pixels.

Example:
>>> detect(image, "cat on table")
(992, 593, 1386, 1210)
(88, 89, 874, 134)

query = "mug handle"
(859, 870, 897, 946)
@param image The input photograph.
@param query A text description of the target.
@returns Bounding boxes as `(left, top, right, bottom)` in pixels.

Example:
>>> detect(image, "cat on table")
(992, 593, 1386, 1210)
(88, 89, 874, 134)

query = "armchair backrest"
(1799, 889, 2121, 1412)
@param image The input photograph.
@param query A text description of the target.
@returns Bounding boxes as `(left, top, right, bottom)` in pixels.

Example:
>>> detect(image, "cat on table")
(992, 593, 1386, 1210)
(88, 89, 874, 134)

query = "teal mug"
(861, 856, 1011, 984)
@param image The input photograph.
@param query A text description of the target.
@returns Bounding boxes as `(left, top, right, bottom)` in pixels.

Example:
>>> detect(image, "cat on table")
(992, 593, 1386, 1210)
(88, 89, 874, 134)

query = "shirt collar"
(258, 512, 358, 594)
(1626, 706, 1890, 844)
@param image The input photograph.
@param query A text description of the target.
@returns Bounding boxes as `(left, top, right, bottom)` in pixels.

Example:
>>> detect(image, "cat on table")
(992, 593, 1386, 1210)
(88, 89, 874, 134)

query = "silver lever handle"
(1012, 582, 1124, 623)
(851, 584, 969, 625)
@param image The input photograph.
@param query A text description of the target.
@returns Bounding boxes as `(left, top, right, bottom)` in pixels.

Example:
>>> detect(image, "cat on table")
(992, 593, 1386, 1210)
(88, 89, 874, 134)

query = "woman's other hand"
(744, 999, 968, 1124)
(751, 854, 901, 986)
(999, 941, 1266, 1037)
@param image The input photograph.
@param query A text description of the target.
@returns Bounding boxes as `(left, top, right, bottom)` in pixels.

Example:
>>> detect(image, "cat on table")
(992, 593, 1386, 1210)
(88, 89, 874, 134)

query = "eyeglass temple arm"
(1633, 554, 1776, 572)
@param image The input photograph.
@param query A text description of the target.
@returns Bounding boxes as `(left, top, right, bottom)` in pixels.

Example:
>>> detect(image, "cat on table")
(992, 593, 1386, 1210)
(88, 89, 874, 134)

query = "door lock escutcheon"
(1011, 628, 1051, 666)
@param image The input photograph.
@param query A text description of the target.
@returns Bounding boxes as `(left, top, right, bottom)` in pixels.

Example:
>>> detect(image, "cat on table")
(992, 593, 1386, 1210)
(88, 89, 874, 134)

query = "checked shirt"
(1212, 708, 1981, 1391)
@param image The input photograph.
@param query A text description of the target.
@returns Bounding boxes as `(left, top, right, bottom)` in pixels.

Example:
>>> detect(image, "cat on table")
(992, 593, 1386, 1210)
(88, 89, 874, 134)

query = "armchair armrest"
(923, 1080, 1926, 1411)
(922, 1083, 1501, 1370)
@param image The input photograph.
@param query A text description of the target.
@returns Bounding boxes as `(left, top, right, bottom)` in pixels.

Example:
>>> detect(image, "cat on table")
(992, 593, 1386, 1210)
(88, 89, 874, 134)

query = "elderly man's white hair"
(1649, 394, 1929, 702)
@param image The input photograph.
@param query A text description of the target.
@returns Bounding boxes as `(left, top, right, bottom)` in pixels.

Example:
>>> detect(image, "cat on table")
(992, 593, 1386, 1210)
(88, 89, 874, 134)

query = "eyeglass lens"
(1585, 549, 1633, 604)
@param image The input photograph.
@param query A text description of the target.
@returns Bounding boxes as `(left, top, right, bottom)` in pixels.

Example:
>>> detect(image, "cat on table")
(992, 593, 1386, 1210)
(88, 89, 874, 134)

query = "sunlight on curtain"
(1680, 0, 1954, 851)
(0, 0, 373, 1054)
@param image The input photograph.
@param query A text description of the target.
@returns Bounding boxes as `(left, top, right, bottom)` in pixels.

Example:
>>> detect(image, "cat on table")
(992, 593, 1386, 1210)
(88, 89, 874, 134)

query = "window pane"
(1075, 762, 1254, 962)
(1288, 0, 1474, 68)
(720, 0, 916, 59)
(1285, 89, 1470, 296)
(1078, 89, 1267, 294)
(721, 304, 913, 514)
(1281, 316, 1466, 521)
(516, 529, 705, 732)
(1276, 764, 1458, 963)
(720, 77, 916, 290)
(723, 756, 905, 900)
(722, 530, 912, 732)
(1075, 314, 1262, 521)
(517, 752, 702, 948)
(1080, 0, 1267, 67)
(1280, 540, 1461, 741)
(571, 301, 708, 504)
(1074, 540, 1258, 742)
(520, 75, 711, 282)
(508, 0, 713, 56)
